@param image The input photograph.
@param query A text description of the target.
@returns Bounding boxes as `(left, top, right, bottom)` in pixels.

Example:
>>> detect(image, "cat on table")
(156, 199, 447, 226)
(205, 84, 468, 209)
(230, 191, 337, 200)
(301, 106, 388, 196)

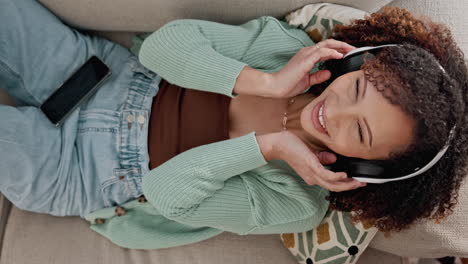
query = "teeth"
(319, 115, 325, 129)
(318, 105, 326, 130)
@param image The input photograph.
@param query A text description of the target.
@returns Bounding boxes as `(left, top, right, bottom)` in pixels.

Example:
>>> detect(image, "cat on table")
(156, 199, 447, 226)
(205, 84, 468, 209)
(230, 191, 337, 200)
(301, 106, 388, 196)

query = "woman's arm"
(138, 17, 267, 97)
(138, 16, 314, 97)
(142, 132, 329, 234)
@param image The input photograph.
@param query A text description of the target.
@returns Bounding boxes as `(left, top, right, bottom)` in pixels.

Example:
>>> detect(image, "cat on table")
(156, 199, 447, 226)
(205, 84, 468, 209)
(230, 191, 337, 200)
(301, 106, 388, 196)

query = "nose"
(325, 101, 360, 133)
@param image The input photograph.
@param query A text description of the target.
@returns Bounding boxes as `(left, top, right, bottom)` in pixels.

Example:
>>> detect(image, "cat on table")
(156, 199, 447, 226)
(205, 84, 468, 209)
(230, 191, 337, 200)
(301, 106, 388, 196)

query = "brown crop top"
(148, 79, 232, 169)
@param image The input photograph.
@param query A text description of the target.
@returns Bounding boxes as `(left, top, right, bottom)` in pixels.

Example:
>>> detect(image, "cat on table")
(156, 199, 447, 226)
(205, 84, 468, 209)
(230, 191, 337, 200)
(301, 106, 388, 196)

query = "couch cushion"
(388, 0, 468, 67)
(0, 207, 298, 264)
(0, 205, 403, 264)
(370, 176, 468, 258)
(38, 0, 392, 32)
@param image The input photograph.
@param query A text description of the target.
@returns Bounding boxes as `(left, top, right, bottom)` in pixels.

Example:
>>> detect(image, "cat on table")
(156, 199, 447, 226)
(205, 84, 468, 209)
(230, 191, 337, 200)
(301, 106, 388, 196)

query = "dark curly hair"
(312, 7, 468, 232)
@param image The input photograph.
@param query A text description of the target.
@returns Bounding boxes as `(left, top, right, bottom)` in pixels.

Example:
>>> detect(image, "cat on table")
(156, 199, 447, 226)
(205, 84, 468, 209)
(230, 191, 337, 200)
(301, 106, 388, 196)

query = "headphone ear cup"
(328, 154, 385, 178)
(326, 52, 376, 86)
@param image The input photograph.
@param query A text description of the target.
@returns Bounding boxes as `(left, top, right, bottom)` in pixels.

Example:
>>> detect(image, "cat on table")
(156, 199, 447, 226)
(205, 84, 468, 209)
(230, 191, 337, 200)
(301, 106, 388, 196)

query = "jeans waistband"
(114, 56, 161, 198)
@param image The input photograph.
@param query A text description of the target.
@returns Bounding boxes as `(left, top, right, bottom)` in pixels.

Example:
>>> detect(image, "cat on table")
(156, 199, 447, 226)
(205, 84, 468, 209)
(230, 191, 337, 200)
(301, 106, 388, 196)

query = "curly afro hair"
(315, 7, 468, 232)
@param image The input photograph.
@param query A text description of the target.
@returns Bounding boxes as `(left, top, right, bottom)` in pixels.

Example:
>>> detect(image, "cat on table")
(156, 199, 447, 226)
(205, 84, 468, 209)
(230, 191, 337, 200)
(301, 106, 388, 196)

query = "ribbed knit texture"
(84, 16, 329, 249)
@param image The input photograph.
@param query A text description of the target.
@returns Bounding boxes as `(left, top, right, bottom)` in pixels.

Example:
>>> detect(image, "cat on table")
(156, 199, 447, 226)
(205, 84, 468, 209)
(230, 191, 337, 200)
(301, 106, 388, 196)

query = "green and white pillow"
(280, 210, 378, 264)
(284, 3, 367, 43)
(280, 4, 377, 264)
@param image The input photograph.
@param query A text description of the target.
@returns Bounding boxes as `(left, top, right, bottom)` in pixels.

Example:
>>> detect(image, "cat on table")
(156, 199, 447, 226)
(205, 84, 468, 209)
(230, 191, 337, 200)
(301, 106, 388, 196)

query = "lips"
(312, 99, 329, 136)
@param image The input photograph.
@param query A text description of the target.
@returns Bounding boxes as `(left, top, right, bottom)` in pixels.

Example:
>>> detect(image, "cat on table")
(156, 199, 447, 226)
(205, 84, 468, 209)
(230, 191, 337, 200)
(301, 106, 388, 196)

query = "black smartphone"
(40, 56, 112, 126)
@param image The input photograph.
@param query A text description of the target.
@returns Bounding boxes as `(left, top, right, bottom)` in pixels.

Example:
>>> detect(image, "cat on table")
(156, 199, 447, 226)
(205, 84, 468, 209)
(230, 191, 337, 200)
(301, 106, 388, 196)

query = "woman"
(0, 0, 466, 248)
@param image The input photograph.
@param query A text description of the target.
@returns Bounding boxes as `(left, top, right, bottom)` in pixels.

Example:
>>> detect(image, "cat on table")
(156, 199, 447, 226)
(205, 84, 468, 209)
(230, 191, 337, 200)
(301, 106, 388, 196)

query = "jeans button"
(127, 114, 134, 129)
(138, 115, 145, 130)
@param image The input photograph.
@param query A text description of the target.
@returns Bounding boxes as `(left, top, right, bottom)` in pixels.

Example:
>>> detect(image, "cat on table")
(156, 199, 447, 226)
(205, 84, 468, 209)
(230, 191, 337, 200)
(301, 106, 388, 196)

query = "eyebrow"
(362, 79, 373, 147)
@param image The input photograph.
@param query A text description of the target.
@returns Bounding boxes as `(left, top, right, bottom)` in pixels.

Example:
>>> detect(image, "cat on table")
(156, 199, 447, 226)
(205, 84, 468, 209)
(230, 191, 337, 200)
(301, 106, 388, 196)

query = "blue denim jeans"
(0, 0, 160, 217)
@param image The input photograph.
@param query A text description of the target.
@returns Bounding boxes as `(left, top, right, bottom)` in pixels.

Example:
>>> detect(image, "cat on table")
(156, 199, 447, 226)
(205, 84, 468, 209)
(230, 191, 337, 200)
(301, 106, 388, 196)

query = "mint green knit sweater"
(84, 16, 329, 249)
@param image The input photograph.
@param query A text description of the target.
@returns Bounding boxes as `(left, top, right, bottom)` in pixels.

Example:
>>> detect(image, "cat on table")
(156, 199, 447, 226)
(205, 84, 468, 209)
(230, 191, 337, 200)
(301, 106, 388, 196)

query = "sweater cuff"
(184, 51, 246, 98)
(184, 131, 268, 178)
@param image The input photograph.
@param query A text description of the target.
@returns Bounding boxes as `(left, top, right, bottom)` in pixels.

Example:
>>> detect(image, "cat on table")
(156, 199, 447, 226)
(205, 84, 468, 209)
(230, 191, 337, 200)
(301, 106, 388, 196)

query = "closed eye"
(355, 78, 363, 143)
(355, 79, 359, 100)
(358, 121, 363, 143)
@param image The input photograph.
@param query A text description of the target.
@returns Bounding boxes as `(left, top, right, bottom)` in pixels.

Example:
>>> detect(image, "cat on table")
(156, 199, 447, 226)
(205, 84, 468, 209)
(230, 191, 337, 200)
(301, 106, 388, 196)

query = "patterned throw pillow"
(284, 3, 367, 43)
(281, 4, 377, 264)
(280, 210, 378, 264)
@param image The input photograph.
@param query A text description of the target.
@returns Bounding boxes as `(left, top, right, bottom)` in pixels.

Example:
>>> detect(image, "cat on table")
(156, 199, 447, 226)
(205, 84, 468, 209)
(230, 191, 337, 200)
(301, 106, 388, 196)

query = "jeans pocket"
(97, 167, 142, 207)
(113, 167, 143, 198)
(76, 109, 125, 208)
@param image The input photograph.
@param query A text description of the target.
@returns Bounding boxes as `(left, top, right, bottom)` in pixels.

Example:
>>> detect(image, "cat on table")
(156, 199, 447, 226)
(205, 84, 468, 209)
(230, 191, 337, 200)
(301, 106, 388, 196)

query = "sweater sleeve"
(138, 17, 267, 98)
(142, 132, 329, 235)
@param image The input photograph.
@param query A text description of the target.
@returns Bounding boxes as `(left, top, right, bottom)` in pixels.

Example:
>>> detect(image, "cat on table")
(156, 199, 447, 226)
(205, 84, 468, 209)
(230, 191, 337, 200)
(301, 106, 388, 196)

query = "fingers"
(317, 165, 348, 182)
(305, 153, 367, 192)
(319, 178, 367, 192)
(300, 39, 355, 67)
(304, 169, 366, 192)
(308, 70, 331, 86)
(299, 41, 353, 85)
(305, 159, 347, 183)
(278, 131, 366, 192)
(309, 47, 344, 63)
(314, 39, 356, 54)
(313, 167, 367, 192)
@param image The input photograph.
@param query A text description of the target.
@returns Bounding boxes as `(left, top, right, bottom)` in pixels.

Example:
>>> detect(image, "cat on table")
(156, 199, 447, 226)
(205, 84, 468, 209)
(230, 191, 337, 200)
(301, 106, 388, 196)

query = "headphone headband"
(343, 44, 399, 58)
(343, 44, 448, 75)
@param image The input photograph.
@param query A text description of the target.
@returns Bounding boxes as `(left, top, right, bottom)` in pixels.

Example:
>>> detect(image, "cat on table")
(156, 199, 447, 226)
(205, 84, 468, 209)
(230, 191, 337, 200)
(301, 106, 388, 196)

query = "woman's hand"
(265, 39, 355, 98)
(257, 131, 366, 192)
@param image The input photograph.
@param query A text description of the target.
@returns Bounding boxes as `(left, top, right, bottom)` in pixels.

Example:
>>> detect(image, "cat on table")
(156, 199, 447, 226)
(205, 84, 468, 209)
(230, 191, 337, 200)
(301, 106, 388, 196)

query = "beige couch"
(0, 0, 467, 263)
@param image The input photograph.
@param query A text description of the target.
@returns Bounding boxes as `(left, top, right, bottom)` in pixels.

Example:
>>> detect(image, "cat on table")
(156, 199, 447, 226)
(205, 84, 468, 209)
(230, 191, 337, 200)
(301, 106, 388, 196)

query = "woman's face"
(300, 70, 416, 160)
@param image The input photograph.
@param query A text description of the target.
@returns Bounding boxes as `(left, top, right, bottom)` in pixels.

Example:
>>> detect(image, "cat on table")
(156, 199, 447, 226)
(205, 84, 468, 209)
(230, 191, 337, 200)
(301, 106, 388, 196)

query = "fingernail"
(360, 183, 367, 187)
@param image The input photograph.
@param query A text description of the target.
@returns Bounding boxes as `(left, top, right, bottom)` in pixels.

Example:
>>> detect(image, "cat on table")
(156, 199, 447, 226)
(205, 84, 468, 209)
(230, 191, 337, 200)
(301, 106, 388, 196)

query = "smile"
(312, 99, 329, 136)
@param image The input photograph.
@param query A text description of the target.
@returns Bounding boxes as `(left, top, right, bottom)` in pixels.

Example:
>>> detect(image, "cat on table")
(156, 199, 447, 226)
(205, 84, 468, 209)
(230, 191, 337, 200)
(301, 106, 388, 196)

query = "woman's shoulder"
(257, 16, 315, 46)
